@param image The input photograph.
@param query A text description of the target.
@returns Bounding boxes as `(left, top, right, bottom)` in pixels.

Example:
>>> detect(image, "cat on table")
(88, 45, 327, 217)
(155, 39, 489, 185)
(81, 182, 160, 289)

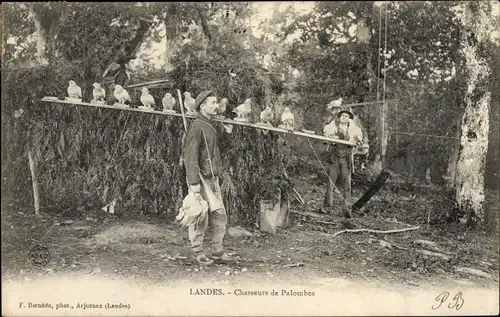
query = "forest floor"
(2, 170, 499, 315)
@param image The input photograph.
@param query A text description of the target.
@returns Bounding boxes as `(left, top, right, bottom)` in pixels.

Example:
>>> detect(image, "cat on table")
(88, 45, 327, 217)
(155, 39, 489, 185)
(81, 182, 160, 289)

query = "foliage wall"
(2, 58, 289, 226)
(2, 2, 291, 225)
(2, 64, 185, 216)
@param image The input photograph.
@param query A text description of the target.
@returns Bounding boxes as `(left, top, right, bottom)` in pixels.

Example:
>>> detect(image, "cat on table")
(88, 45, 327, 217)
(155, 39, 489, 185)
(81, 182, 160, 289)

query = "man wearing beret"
(322, 107, 363, 217)
(183, 90, 237, 265)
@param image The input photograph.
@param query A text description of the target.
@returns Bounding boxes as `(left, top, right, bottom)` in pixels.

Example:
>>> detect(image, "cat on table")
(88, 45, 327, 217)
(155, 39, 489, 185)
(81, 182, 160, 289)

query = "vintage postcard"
(2, 1, 499, 316)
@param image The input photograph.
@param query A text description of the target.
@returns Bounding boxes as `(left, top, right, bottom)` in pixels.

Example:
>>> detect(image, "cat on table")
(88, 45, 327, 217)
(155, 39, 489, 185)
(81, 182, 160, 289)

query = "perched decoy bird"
(92, 83, 106, 102)
(113, 85, 131, 105)
(139, 87, 155, 109)
(183, 92, 196, 113)
(67, 80, 82, 100)
(280, 107, 295, 131)
(162, 93, 176, 112)
(233, 98, 252, 122)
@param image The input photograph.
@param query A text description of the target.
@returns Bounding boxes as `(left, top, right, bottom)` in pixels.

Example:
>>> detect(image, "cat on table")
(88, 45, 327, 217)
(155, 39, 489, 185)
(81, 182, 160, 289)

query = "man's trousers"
(188, 176, 227, 255)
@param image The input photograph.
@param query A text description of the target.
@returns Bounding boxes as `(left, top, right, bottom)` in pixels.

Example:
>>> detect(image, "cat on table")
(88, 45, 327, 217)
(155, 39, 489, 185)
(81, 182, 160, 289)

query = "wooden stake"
(28, 148, 40, 215)
(176, 89, 188, 131)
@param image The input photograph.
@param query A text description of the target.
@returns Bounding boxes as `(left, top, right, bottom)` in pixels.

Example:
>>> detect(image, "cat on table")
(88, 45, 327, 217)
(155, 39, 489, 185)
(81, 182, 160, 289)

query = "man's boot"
(211, 251, 239, 264)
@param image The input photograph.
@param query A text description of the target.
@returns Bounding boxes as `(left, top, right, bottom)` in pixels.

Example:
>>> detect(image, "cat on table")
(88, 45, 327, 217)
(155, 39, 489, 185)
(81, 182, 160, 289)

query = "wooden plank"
(40, 97, 357, 146)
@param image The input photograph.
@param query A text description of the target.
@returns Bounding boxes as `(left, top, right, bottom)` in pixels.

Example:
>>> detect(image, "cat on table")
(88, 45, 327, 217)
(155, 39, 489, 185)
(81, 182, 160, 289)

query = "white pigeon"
(233, 98, 252, 119)
(218, 98, 228, 115)
(140, 87, 155, 108)
(67, 80, 82, 99)
(280, 107, 295, 130)
(323, 120, 338, 137)
(92, 83, 106, 101)
(327, 97, 343, 110)
(162, 93, 176, 111)
(260, 106, 274, 123)
(113, 85, 131, 104)
(183, 92, 196, 113)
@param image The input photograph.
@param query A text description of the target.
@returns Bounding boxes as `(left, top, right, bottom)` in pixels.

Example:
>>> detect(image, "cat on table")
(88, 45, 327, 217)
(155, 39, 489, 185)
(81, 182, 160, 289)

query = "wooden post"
(27, 147, 40, 215)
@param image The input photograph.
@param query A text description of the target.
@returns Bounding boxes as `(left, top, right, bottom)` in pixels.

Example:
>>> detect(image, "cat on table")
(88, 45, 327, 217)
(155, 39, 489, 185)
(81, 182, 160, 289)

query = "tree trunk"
(164, 16, 182, 73)
(454, 2, 492, 225)
(365, 1, 383, 171)
(102, 18, 152, 80)
(29, 5, 48, 65)
(164, 18, 171, 73)
(446, 115, 462, 187)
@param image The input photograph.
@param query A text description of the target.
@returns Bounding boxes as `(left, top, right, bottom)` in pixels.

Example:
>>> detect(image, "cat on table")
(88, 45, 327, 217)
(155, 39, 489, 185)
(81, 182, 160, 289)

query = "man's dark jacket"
(183, 114, 222, 185)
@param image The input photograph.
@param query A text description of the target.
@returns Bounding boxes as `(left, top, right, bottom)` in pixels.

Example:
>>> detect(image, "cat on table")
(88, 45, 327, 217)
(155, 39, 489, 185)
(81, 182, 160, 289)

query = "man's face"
(200, 96, 219, 116)
(339, 113, 350, 123)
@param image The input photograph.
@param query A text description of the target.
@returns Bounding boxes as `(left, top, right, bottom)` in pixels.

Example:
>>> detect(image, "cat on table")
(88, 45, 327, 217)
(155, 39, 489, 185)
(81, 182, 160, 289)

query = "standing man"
(113, 58, 132, 87)
(183, 90, 238, 265)
(322, 107, 363, 216)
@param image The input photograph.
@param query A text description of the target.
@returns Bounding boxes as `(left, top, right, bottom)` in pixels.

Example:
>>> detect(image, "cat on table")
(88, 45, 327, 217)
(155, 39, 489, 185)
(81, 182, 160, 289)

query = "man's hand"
(353, 136, 363, 147)
(189, 184, 201, 194)
(222, 123, 233, 134)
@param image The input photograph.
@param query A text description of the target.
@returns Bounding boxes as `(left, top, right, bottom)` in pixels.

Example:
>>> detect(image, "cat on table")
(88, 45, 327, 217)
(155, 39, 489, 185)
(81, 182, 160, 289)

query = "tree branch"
(332, 226, 421, 238)
(101, 18, 153, 81)
(197, 7, 212, 42)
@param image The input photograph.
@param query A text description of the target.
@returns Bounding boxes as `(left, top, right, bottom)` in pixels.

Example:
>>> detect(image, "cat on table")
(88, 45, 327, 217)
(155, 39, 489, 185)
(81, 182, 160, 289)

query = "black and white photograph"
(2, 1, 499, 316)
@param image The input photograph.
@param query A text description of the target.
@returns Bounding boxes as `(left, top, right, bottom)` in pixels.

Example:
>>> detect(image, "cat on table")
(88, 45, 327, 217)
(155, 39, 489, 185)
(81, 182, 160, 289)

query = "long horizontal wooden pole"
(333, 99, 397, 108)
(124, 79, 170, 89)
(41, 97, 356, 146)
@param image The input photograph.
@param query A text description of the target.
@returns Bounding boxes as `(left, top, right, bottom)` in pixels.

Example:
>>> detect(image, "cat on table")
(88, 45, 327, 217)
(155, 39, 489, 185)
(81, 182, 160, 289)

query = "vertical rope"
(376, 5, 382, 102)
(383, 4, 388, 103)
(381, 4, 389, 166)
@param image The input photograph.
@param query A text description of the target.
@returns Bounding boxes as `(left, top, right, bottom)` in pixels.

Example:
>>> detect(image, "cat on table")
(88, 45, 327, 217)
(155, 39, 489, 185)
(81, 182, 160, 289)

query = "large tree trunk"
(163, 16, 178, 73)
(454, 2, 493, 225)
(446, 116, 462, 187)
(366, 1, 385, 174)
(102, 18, 153, 80)
(28, 5, 48, 65)
(446, 23, 464, 188)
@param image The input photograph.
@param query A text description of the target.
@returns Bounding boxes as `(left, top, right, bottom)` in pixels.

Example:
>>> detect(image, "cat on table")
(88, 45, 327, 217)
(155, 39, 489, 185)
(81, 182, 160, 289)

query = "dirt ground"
(1, 173, 499, 315)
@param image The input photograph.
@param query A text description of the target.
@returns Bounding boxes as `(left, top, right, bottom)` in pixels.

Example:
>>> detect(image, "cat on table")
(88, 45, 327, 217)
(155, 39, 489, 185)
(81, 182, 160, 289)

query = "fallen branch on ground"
(416, 249, 450, 261)
(332, 226, 420, 238)
(315, 220, 337, 225)
(292, 188, 305, 205)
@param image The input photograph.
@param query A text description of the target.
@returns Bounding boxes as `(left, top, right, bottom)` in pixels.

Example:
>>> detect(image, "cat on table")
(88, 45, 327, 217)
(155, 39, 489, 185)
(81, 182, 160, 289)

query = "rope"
(387, 130, 459, 140)
(297, 117, 356, 218)
(381, 4, 389, 162)
(383, 4, 388, 103)
(304, 137, 355, 219)
(376, 5, 382, 102)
